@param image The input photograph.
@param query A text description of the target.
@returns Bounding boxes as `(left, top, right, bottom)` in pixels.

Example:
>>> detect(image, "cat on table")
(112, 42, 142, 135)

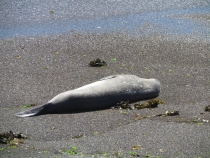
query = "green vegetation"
(130, 151, 137, 156)
(20, 104, 31, 108)
(197, 122, 203, 126)
(65, 146, 78, 155)
(119, 110, 127, 114)
(111, 58, 116, 61)
(44, 150, 49, 153)
(115, 152, 122, 157)
(146, 154, 152, 158)
(93, 131, 99, 135)
(0, 147, 6, 151)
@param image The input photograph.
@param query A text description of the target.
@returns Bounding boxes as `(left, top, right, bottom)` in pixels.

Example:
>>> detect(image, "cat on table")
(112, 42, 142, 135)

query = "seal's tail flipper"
(15, 106, 45, 117)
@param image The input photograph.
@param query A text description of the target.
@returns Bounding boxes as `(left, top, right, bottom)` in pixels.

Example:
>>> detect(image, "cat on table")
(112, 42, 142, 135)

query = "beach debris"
(204, 105, 210, 112)
(89, 58, 107, 67)
(114, 152, 122, 157)
(50, 10, 54, 14)
(134, 98, 164, 109)
(0, 131, 27, 145)
(134, 110, 179, 121)
(176, 117, 209, 124)
(165, 110, 179, 116)
(155, 110, 179, 117)
(20, 104, 36, 108)
(201, 119, 209, 123)
(51, 127, 56, 130)
(114, 101, 134, 110)
(132, 145, 144, 150)
(112, 99, 164, 110)
(111, 99, 179, 121)
(10, 138, 24, 145)
(72, 134, 85, 139)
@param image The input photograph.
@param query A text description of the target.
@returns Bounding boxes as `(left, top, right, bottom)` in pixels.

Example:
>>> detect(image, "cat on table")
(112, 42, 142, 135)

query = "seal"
(15, 75, 161, 117)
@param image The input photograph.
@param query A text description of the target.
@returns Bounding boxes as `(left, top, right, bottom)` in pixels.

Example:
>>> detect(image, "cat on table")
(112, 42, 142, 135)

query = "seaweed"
(0, 131, 27, 145)
(113, 99, 164, 110)
(89, 58, 107, 67)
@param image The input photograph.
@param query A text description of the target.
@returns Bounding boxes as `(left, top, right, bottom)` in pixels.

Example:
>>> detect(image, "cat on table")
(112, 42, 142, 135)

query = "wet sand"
(1, 32, 210, 157)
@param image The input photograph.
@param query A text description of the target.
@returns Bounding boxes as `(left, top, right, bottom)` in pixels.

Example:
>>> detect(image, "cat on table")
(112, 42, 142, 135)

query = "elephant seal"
(16, 75, 160, 117)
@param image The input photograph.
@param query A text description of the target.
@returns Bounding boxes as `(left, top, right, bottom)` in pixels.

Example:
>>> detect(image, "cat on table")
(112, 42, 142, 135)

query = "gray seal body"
(16, 75, 161, 117)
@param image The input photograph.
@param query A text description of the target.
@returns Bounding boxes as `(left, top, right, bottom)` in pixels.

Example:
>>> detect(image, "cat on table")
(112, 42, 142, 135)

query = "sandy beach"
(1, 0, 210, 157)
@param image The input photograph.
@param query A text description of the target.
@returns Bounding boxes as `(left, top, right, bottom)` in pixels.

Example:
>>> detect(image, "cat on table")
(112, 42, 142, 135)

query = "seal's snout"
(148, 78, 161, 96)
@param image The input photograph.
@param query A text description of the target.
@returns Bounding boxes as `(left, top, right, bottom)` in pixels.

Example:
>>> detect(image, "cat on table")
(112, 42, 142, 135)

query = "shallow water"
(0, 0, 210, 39)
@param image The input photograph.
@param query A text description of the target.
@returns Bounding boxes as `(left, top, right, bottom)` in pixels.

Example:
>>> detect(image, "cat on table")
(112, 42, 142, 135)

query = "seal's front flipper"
(15, 106, 45, 117)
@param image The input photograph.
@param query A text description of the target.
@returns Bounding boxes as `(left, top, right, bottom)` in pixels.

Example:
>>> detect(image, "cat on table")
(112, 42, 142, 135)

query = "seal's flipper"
(15, 106, 45, 117)
(100, 75, 117, 81)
